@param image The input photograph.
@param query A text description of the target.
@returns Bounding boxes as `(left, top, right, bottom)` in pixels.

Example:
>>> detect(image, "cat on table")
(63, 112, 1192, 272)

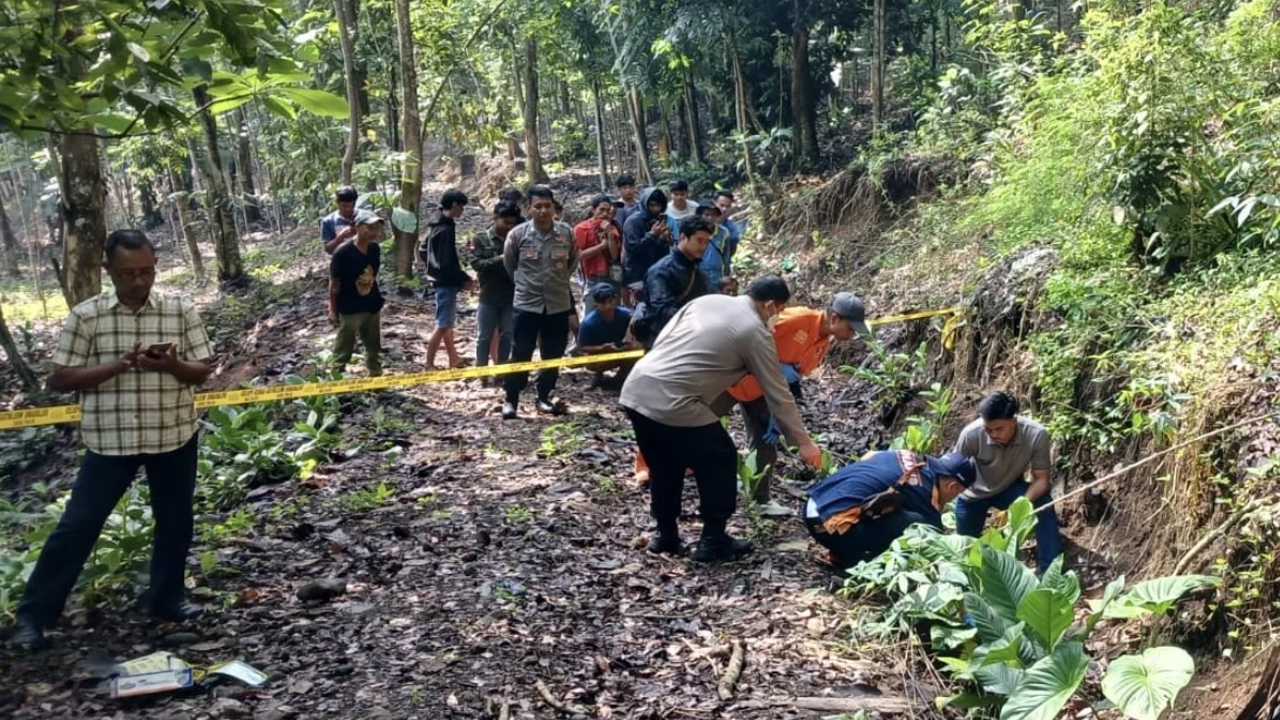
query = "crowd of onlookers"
(319, 176, 749, 419)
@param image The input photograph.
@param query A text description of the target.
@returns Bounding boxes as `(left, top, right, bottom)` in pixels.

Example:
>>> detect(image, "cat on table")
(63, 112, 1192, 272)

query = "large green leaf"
(1018, 588, 1076, 650)
(1101, 647, 1195, 720)
(972, 622, 1027, 669)
(975, 663, 1024, 695)
(1106, 575, 1221, 619)
(999, 642, 1089, 720)
(392, 207, 418, 234)
(1084, 574, 1127, 637)
(1005, 496, 1038, 554)
(981, 545, 1038, 622)
(966, 591, 1011, 643)
(1039, 556, 1081, 605)
(279, 87, 350, 119)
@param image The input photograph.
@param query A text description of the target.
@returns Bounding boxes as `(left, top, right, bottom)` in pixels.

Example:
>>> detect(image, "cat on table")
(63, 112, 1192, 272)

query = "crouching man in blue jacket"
(804, 450, 977, 571)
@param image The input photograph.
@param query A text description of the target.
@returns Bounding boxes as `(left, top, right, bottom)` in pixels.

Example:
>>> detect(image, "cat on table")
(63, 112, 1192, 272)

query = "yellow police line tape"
(0, 350, 643, 432)
(0, 306, 964, 433)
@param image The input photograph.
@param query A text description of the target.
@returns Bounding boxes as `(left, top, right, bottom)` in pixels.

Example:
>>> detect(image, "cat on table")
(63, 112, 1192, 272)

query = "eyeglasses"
(114, 267, 156, 281)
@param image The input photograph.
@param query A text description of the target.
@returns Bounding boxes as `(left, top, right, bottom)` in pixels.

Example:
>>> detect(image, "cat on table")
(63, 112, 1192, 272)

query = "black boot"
(151, 599, 204, 622)
(646, 526, 683, 555)
(10, 617, 47, 651)
(693, 531, 753, 562)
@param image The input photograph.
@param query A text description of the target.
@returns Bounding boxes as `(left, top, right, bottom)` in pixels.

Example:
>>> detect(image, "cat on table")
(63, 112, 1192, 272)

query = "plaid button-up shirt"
(53, 291, 213, 456)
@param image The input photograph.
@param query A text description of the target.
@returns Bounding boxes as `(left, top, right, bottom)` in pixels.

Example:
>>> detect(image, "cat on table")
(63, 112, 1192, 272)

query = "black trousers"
(804, 508, 926, 570)
(18, 433, 199, 627)
(626, 409, 737, 535)
(505, 309, 571, 403)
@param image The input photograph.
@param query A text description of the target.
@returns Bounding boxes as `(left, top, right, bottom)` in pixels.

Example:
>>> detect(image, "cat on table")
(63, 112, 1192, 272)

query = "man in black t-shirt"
(329, 210, 386, 376)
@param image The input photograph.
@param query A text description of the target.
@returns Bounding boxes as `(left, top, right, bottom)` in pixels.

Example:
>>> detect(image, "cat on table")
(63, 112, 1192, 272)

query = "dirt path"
(0, 259, 916, 719)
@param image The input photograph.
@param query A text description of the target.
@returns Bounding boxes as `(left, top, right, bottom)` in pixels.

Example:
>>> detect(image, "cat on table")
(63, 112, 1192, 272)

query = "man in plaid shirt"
(11, 230, 213, 651)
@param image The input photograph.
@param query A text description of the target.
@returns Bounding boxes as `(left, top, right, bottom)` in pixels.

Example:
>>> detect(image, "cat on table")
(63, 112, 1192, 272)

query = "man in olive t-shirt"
(951, 391, 1062, 573)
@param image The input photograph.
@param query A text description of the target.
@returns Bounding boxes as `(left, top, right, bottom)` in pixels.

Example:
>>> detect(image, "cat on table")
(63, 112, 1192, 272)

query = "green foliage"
(343, 480, 395, 512)
(0, 486, 154, 617)
(736, 450, 770, 501)
(1101, 647, 1196, 720)
(840, 341, 929, 412)
(540, 421, 586, 458)
(889, 383, 953, 454)
(844, 498, 1209, 718)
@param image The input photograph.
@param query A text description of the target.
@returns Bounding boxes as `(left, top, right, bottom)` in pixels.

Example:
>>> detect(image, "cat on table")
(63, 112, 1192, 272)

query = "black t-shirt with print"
(330, 241, 385, 315)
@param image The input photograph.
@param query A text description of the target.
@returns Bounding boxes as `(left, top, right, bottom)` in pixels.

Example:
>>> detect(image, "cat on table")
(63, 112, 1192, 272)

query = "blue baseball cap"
(928, 452, 977, 487)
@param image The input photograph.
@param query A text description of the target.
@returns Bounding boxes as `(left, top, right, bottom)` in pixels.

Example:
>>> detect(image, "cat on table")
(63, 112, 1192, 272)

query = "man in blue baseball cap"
(803, 450, 977, 571)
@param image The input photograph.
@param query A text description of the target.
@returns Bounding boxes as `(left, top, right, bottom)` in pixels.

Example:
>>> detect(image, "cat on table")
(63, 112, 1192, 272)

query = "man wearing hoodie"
(622, 187, 671, 302)
(421, 189, 474, 369)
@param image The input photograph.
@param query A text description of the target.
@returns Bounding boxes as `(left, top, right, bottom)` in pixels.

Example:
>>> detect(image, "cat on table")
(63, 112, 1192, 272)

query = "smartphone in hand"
(146, 342, 174, 359)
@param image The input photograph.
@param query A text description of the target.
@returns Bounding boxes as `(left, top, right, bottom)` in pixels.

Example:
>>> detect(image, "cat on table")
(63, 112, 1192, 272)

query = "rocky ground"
(0, 198, 923, 719)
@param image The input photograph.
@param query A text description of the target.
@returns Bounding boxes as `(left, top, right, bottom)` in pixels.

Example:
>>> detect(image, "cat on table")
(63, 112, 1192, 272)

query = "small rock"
(163, 632, 201, 646)
(296, 578, 347, 602)
(211, 697, 249, 719)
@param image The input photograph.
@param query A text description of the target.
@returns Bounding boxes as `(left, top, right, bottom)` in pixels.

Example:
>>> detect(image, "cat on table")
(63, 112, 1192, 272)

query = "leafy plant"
(539, 421, 586, 458)
(840, 341, 930, 412)
(890, 383, 954, 454)
(843, 498, 1210, 719)
(343, 480, 395, 511)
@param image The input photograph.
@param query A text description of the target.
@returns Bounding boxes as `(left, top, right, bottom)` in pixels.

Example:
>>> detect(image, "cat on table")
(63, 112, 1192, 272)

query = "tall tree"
(193, 85, 244, 284)
(334, 0, 362, 185)
(0, 302, 39, 393)
(166, 166, 205, 281)
(60, 131, 107, 306)
(592, 80, 609, 190)
(522, 37, 550, 185)
(232, 107, 261, 224)
(0, 193, 20, 277)
(790, 1, 820, 162)
(871, 0, 886, 130)
(392, 0, 423, 279)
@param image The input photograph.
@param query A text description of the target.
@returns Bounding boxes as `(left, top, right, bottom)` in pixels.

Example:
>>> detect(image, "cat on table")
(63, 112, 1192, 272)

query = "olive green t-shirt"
(953, 416, 1051, 501)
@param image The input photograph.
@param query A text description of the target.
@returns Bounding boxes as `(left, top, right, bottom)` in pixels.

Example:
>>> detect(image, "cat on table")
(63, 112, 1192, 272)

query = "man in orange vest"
(727, 292, 871, 506)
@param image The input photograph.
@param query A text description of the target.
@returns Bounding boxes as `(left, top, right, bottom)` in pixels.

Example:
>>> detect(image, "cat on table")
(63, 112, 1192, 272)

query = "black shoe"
(647, 529, 683, 555)
(151, 600, 203, 622)
(10, 617, 47, 651)
(693, 533, 754, 562)
(536, 398, 566, 415)
(502, 401, 518, 420)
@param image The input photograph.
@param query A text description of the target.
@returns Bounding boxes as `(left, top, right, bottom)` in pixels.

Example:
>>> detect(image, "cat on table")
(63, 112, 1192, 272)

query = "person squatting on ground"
(422, 189, 475, 370)
(320, 185, 359, 255)
(804, 451, 977, 571)
(502, 185, 578, 419)
(621, 187, 671, 303)
(620, 275, 825, 562)
(471, 200, 521, 370)
(571, 283, 639, 389)
(330, 211, 386, 376)
(726, 292, 870, 506)
(952, 391, 1063, 573)
(574, 195, 622, 316)
(12, 230, 213, 651)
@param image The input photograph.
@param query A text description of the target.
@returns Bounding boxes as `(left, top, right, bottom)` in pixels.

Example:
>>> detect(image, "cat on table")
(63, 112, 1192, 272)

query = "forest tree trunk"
(683, 72, 706, 164)
(334, 0, 361, 186)
(0, 191, 21, 277)
(167, 167, 205, 281)
(0, 301, 39, 392)
(522, 37, 549, 185)
(393, 0, 423, 279)
(233, 108, 261, 224)
(871, 0, 886, 131)
(60, 132, 106, 306)
(592, 80, 609, 191)
(625, 87, 652, 185)
(790, 16, 819, 162)
(193, 85, 245, 284)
